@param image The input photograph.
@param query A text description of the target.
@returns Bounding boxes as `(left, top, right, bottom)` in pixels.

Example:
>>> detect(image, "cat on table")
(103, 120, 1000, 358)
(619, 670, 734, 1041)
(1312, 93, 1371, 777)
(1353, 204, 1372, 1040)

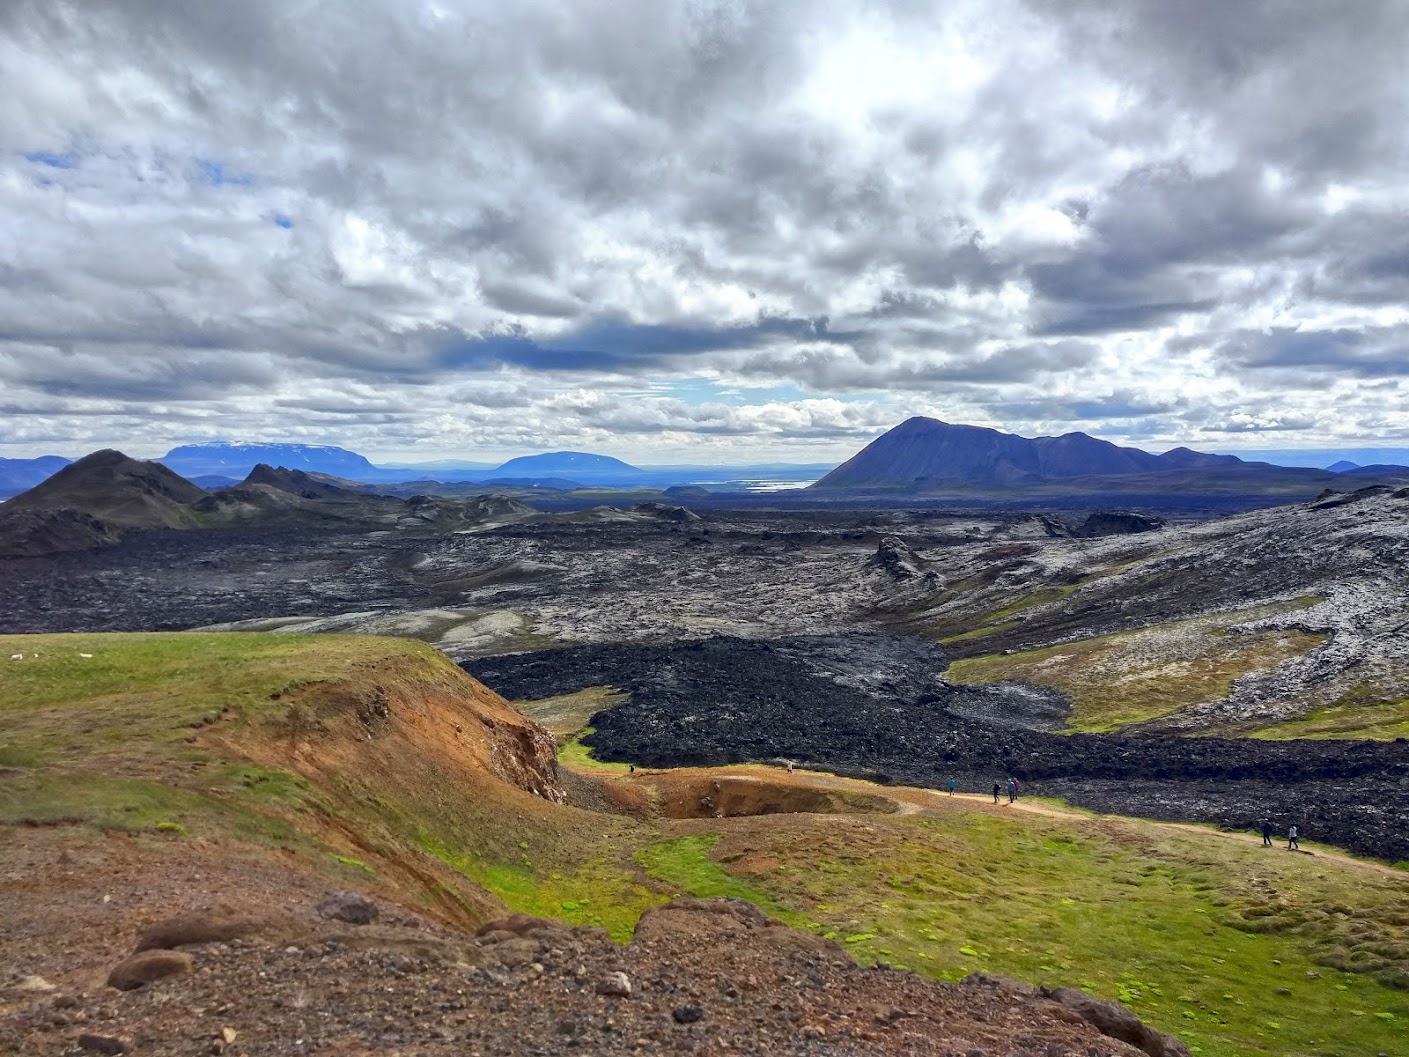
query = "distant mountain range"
(0, 451, 540, 556)
(810, 417, 1409, 497)
(1220, 447, 1409, 469)
(812, 418, 1240, 489)
(160, 443, 402, 482)
(150, 443, 780, 490)
(0, 455, 72, 497)
(7, 431, 1409, 506)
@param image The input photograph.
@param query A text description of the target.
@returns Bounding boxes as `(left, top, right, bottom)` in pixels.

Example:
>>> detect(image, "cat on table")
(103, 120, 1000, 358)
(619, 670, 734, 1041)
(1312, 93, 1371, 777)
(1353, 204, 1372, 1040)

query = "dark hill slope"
(5, 449, 206, 516)
(812, 418, 1240, 490)
(808, 417, 1403, 498)
(194, 464, 406, 525)
(0, 450, 207, 556)
(0, 453, 542, 556)
(197, 465, 538, 531)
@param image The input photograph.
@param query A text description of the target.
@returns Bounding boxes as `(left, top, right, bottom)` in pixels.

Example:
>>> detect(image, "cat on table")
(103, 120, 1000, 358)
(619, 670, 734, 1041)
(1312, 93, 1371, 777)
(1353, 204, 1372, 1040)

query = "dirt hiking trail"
(607, 761, 1407, 878)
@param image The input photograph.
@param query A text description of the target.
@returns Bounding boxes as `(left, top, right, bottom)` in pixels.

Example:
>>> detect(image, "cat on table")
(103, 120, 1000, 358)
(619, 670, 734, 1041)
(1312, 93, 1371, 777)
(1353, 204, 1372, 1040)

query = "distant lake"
(739, 479, 815, 492)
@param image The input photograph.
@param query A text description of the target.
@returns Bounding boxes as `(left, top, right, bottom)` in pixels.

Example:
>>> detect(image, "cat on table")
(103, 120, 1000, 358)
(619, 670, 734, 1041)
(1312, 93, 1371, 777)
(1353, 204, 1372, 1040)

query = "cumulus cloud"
(1, 0, 1407, 461)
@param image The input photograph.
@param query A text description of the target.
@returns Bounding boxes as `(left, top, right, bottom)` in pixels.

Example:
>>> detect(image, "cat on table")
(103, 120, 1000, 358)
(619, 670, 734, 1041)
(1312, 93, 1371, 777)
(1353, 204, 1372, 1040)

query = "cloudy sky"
(2, 1, 1407, 464)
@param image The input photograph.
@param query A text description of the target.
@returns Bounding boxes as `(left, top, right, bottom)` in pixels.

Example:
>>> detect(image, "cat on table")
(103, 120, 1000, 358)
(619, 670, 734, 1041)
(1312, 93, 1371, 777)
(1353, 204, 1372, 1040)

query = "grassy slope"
(0, 633, 648, 930)
(636, 801, 1409, 1057)
(936, 584, 1080, 645)
(945, 601, 1327, 733)
(513, 686, 628, 742)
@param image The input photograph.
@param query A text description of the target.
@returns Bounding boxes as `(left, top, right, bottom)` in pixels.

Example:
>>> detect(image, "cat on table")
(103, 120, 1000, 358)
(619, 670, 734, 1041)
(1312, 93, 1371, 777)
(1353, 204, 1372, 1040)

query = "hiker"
(1007, 777, 1018, 803)
(1287, 824, 1299, 851)
(992, 781, 1000, 804)
(629, 764, 635, 774)
(947, 776, 957, 796)
(1260, 820, 1273, 847)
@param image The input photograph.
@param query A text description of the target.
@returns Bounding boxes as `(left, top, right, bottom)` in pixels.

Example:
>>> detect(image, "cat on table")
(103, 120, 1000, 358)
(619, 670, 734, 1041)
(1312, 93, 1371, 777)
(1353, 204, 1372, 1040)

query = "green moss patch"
(635, 834, 796, 921)
(939, 619, 1020, 645)
(946, 603, 1326, 733)
(515, 687, 627, 743)
(417, 829, 663, 940)
(982, 584, 1081, 622)
(558, 727, 636, 772)
(1247, 684, 1409, 741)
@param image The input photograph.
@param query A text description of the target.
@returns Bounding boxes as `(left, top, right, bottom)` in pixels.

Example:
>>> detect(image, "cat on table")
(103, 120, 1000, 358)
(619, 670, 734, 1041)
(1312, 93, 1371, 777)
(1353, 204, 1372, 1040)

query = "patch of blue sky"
(273, 214, 294, 229)
(25, 151, 78, 169)
(659, 377, 817, 406)
(197, 159, 254, 187)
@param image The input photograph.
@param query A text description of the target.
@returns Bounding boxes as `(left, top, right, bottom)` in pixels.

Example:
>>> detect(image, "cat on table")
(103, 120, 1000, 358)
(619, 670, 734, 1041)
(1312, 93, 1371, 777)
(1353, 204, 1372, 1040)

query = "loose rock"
(1041, 986, 1191, 1057)
(134, 907, 262, 952)
(106, 949, 194, 991)
(315, 891, 379, 925)
(596, 971, 632, 997)
(76, 1033, 130, 1054)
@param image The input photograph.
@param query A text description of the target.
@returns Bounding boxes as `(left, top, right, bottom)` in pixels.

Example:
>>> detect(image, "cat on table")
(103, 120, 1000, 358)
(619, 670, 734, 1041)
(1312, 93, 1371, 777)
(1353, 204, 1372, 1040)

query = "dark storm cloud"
(1217, 328, 1409, 379)
(3, 347, 278, 402)
(1027, 164, 1308, 336)
(989, 390, 1183, 424)
(430, 316, 851, 374)
(1047, 1, 1409, 178)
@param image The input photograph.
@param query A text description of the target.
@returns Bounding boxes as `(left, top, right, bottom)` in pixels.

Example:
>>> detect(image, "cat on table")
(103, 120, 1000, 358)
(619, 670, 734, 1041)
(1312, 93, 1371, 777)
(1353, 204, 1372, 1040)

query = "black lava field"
(466, 634, 1409, 864)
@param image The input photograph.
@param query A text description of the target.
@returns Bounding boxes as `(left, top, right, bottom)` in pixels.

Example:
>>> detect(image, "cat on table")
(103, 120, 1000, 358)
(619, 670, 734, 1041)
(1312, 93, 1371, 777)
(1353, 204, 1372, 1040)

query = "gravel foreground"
(1, 831, 1182, 1057)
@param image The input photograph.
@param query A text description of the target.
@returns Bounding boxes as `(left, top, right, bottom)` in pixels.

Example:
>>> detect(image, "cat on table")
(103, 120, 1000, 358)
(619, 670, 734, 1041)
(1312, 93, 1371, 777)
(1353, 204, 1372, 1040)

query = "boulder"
(867, 535, 927, 580)
(106, 950, 194, 991)
(76, 1034, 130, 1055)
(315, 891, 379, 925)
(474, 913, 571, 941)
(595, 971, 632, 997)
(1073, 511, 1165, 537)
(1041, 986, 1191, 1057)
(134, 907, 263, 952)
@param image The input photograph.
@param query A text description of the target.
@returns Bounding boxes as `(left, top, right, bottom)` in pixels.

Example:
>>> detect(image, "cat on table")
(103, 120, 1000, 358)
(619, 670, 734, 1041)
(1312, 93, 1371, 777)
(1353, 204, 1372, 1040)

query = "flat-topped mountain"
(492, 451, 643, 481)
(160, 442, 390, 481)
(812, 418, 1245, 490)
